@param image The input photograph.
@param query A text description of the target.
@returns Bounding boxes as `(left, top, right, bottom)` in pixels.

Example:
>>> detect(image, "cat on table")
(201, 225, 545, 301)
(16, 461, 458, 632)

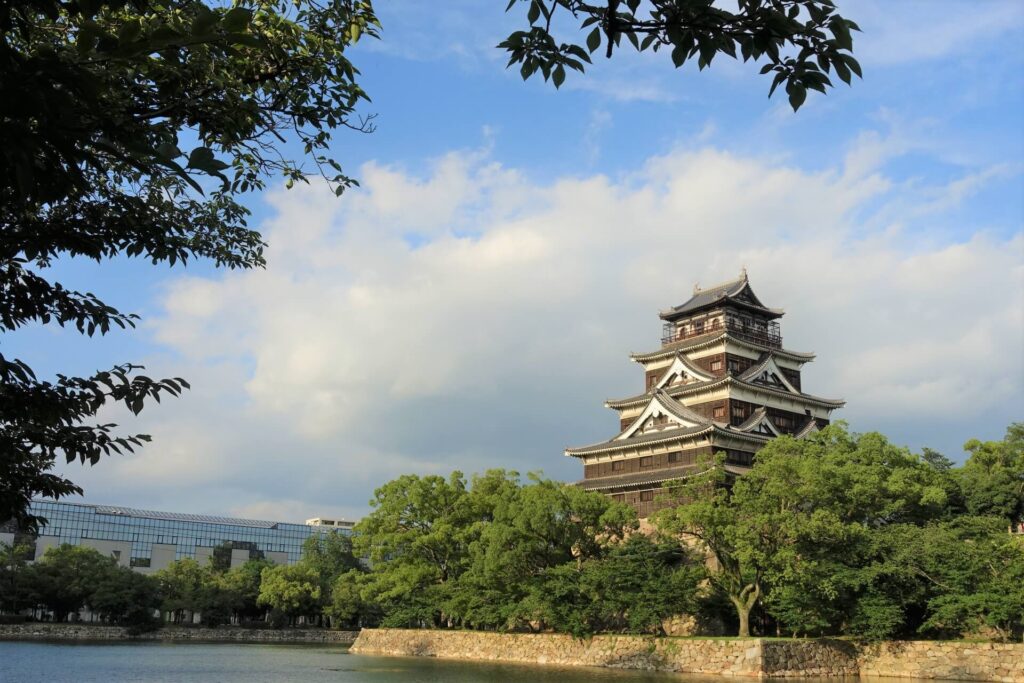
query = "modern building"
(0, 500, 354, 573)
(566, 271, 844, 518)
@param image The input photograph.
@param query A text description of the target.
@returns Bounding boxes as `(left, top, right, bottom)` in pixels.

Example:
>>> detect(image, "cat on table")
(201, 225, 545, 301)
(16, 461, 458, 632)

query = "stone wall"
(350, 629, 859, 677)
(0, 622, 358, 644)
(351, 629, 1024, 681)
(860, 641, 1023, 682)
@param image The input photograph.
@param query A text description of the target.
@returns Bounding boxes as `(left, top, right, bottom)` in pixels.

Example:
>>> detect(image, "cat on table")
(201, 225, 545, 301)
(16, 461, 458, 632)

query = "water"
(0, 641, 703, 682)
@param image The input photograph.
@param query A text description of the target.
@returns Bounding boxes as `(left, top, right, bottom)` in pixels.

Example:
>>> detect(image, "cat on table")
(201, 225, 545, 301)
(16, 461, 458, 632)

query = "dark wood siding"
(583, 446, 712, 479)
(693, 353, 726, 377)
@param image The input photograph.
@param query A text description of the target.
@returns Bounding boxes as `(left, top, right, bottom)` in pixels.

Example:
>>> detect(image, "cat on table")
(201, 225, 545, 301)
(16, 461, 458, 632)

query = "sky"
(8, 0, 1024, 524)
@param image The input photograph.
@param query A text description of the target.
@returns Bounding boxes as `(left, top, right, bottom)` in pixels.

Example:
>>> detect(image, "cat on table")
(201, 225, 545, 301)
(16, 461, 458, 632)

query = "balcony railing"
(662, 318, 781, 349)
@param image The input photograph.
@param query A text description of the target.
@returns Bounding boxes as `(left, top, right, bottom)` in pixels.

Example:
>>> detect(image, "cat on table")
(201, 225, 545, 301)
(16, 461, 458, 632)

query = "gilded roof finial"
(740, 265, 748, 280)
(693, 281, 700, 294)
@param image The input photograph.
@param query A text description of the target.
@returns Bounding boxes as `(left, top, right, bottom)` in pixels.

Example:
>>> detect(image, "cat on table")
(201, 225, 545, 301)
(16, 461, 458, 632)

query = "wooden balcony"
(662, 318, 781, 349)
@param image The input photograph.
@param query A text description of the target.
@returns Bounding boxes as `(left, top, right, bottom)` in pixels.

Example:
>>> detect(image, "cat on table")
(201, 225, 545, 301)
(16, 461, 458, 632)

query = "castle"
(566, 271, 844, 517)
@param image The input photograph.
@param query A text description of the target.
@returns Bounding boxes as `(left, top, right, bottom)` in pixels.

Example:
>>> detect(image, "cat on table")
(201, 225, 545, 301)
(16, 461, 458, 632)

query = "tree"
(88, 565, 161, 628)
(25, 544, 116, 621)
(0, 0, 380, 531)
(219, 558, 272, 624)
(257, 563, 321, 626)
(654, 424, 951, 637)
(958, 423, 1024, 529)
(499, 0, 861, 110)
(353, 471, 478, 627)
(450, 474, 637, 633)
(0, 540, 35, 615)
(155, 558, 207, 624)
(300, 531, 361, 626)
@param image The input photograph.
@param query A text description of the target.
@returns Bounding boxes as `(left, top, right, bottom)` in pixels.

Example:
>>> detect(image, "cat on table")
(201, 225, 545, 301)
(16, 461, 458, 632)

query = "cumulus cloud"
(60, 135, 1023, 523)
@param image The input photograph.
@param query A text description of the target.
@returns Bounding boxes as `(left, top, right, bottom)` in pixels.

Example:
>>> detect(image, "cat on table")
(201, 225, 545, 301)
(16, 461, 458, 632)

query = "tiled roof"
(566, 424, 714, 456)
(629, 332, 815, 364)
(735, 406, 771, 432)
(654, 389, 711, 426)
(658, 272, 783, 321)
(577, 463, 705, 491)
(565, 422, 771, 457)
(577, 462, 752, 491)
(794, 417, 820, 439)
(607, 375, 844, 411)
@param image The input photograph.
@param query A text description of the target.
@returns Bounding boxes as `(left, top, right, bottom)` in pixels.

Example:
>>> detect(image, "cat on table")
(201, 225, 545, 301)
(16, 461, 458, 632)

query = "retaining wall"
(351, 629, 1024, 681)
(0, 622, 358, 644)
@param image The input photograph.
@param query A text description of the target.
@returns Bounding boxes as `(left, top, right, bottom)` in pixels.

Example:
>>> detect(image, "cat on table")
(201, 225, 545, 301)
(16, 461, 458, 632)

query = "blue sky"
(8, 0, 1024, 522)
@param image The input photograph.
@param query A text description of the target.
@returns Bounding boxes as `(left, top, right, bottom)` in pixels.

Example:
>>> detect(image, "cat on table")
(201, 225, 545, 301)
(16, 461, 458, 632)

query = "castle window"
(732, 405, 746, 418)
(640, 491, 654, 502)
(693, 321, 704, 334)
(612, 494, 624, 503)
(611, 460, 624, 471)
(640, 456, 653, 468)
(713, 406, 725, 418)
(668, 452, 681, 463)
(710, 359, 723, 371)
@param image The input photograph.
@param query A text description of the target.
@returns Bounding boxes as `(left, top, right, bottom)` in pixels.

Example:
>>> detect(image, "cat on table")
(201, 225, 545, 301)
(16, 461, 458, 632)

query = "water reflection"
(0, 641, 967, 683)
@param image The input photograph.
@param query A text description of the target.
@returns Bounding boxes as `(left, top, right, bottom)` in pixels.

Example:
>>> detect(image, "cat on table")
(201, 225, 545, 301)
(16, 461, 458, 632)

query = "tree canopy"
(0, 0, 379, 530)
(499, 0, 862, 110)
(654, 423, 1024, 640)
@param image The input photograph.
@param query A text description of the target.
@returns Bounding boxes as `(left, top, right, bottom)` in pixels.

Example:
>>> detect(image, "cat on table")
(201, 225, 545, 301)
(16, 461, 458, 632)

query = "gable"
(617, 392, 707, 440)
(655, 353, 715, 390)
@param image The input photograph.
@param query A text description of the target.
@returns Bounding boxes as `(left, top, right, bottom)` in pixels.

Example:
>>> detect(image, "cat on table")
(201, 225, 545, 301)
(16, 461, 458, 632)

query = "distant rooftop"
(33, 500, 299, 529)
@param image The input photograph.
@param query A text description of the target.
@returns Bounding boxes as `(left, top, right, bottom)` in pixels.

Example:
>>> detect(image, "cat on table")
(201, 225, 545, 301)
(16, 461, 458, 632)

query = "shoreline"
(0, 623, 358, 645)
(351, 628, 1023, 682)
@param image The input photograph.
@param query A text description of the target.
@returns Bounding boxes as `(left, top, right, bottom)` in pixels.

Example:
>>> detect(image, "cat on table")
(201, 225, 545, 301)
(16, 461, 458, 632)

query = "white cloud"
(855, 0, 1024, 66)
(60, 135, 1023, 522)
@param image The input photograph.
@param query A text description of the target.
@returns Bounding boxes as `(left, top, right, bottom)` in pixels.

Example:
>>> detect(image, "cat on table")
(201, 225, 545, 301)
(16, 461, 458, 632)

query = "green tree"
(655, 425, 950, 637)
(578, 534, 702, 635)
(301, 531, 362, 626)
(155, 558, 207, 624)
(257, 563, 321, 626)
(0, 0, 380, 530)
(25, 544, 116, 621)
(0, 540, 35, 615)
(499, 0, 861, 110)
(88, 565, 161, 627)
(353, 471, 477, 627)
(958, 423, 1024, 529)
(870, 517, 1024, 642)
(450, 475, 637, 633)
(326, 569, 377, 628)
(220, 558, 272, 624)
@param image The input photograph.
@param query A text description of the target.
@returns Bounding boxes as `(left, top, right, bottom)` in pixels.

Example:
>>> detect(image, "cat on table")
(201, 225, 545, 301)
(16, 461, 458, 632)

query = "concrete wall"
(33, 536, 60, 559)
(0, 623, 359, 644)
(149, 543, 177, 572)
(195, 546, 213, 566)
(80, 539, 132, 567)
(351, 629, 1024, 681)
(229, 548, 249, 569)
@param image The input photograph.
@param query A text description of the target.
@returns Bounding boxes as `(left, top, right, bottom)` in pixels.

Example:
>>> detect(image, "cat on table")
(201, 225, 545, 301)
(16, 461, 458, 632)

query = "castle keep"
(566, 271, 844, 517)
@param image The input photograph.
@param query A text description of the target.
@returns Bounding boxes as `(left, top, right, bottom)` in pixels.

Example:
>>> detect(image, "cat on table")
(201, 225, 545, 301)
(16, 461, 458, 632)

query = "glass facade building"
(3, 500, 352, 573)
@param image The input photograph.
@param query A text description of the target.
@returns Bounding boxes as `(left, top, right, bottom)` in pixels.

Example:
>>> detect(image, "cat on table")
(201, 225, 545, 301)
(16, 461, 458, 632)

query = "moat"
(0, 641, 988, 683)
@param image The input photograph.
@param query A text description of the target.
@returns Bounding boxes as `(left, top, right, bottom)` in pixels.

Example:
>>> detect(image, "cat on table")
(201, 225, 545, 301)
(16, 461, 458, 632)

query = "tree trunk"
(736, 602, 752, 638)
(730, 582, 761, 637)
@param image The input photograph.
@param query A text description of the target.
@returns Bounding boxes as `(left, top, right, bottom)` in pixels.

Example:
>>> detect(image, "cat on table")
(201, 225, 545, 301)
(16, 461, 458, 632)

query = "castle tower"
(566, 271, 844, 518)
